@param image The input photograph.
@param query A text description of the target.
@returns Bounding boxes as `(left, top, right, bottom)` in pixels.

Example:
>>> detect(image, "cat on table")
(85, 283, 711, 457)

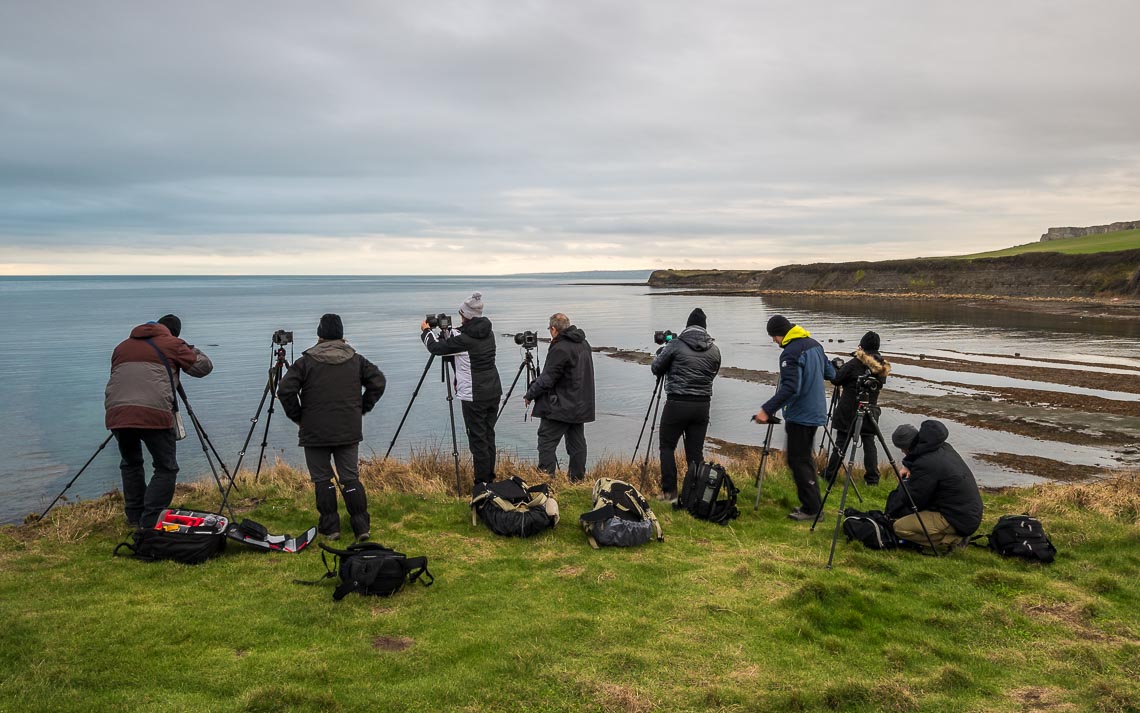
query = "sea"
(2, 273, 1138, 524)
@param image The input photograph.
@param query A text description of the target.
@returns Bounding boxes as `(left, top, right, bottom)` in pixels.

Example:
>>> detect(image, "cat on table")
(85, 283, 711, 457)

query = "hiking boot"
(656, 491, 677, 503)
(355, 532, 370, 543)
(864, 478, 880, 487)
(787, 508, 816, 521)
(323, 531, 341, 542)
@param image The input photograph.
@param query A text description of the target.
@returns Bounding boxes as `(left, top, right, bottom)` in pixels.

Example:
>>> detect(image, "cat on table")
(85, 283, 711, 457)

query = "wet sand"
(888, 353, 1140, 394)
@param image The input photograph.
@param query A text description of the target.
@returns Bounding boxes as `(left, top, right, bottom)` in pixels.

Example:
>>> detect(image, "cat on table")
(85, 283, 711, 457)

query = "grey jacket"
(650, 326, 721, 401)
(277, 340, 386, 448)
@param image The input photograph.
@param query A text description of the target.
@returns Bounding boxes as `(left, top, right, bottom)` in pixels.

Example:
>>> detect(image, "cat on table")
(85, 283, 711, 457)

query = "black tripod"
(498, 346, 541, 420)
(36, 433, 115, 521)
(814, 381, 940, 569)
(178, 383, 239, 518)
(631, 373, 666, 477)
(232, 338, 292, 496)
(817, 383, 839, 458)
(752, 415, 781, 510)
(383, 353, 462, 496)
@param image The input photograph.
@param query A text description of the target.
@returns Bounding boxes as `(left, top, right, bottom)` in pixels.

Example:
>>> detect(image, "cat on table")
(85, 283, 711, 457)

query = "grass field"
(2, 453, 1138, 713)
(959, 229, 1140, 259)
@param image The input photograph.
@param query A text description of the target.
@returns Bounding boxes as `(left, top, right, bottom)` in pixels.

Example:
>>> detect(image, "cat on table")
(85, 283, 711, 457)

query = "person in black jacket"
(421, 291, 504, 485)
(278, 314, 386, 542)
(886, 420, 984, 548)
(649, 308, 721, 501)
(823, 331, 891, 486)
(524, 313, 595, 482)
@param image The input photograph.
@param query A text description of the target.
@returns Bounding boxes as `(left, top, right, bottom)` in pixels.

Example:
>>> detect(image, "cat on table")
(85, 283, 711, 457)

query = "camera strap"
(143, 338, 180, 415)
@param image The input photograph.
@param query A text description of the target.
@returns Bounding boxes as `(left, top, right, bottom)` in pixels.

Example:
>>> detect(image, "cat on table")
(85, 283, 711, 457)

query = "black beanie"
(686, 308, 707, 329)
(766, 314, 793, 337)
(317, 313, 344, 340)
(859, 331, 880, 352)
(158, 314, 181, 337)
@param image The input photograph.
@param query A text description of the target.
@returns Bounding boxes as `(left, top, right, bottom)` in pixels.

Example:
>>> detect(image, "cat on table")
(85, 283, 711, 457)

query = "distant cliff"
(648, 249, 1140, 299)
(1041, 220, 1140, 241)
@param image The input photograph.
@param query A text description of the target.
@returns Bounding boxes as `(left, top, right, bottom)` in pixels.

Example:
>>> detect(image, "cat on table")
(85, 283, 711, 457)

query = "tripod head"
(855, 373, 881, 403)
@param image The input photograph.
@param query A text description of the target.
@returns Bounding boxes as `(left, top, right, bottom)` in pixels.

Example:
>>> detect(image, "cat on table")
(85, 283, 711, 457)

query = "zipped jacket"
(422, 317, 503, 402)
(761, 325, 835, 427)
(277, 340, 386, 447)
(829, 348, 890, 434)
(886, 420, 983, 536)
(105, 322, 213, 430)
(524, 326, 595, 423)
(650, 326, 721, 401)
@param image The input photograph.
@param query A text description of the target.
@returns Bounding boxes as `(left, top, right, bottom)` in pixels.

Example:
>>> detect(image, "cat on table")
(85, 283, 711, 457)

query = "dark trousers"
(537, 418, 587, 482)
(115, 427, 179, 528)
(825, 429, 879, 483)
(785, 422, 821, 515)
(304, 444, 369, 537)
(461, 398, 498, 483)
(658, 399, 710, 494)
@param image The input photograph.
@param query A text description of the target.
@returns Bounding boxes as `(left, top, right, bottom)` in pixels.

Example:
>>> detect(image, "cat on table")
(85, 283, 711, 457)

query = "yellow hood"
(780, 325, 811, 346)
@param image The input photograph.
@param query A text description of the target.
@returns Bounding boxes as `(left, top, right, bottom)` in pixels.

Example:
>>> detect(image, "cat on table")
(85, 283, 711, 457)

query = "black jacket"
(828, 348, 890, 435)
(650, 326, 721, 401)
(886, 420, 983, 536)
(277, 340, 386, 448)
(422, 316, 503, 402)
(524, 326, 595, 423)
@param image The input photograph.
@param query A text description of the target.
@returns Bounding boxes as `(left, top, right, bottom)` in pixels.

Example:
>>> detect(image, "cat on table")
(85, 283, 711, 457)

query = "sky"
(1, 1, 1138, 275)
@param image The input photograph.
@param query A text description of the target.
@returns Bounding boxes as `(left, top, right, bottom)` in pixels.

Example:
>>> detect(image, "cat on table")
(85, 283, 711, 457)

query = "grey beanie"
(459, 291, 484, 319)
(892, 424, 919, 451)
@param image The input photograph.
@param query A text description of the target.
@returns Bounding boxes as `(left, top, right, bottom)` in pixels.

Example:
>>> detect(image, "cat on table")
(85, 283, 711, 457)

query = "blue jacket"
(761, 326, 835, 426)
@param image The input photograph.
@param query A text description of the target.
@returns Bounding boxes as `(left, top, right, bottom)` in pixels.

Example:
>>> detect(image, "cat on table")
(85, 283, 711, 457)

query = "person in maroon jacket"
(104, 315, 213, 528)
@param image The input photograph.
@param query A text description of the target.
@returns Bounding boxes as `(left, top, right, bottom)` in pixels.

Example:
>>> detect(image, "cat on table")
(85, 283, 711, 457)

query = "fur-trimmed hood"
(855, 347, 890, 378)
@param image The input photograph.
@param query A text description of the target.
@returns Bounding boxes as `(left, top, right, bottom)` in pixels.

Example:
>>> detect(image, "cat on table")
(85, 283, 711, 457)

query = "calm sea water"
(2, 274, 1138, 524)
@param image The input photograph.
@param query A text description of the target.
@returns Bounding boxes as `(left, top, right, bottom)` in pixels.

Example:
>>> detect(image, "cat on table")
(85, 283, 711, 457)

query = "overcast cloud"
(1, 0, 1138, 274)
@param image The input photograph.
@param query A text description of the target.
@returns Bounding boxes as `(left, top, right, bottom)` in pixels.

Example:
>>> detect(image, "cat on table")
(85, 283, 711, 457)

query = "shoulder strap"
(293, 549, 339, 586)
(403, 556, 434, 587)
(143, 338, 179, 414)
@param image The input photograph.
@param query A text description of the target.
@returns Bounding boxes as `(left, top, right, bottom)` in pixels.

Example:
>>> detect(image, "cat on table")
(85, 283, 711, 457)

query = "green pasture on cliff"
(960, 228, 1140, 259)
(1, 466, 1138, 713)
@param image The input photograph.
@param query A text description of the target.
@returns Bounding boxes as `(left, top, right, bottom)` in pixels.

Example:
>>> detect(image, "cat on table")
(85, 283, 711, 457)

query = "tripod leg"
(825, 466, 856, 570)
(383, 354, 435, 461)
(444, 360, 463, 497)
(631, 374, 665, 464)
(641, 380, 664, 478)
(812, 411, 863, 530)
(177, 386, 237, 519)
(818, 384, 838, 457)
(753, 423, 775, 510)
(232, 371, 274, 479)
(871, 419, 941, 556)
(817, 423, 863, 504)
(37, 433, 114, 521)
(498, 358, 528, 420)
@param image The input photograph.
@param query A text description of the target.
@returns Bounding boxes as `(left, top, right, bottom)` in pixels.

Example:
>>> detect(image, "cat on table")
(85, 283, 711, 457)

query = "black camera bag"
(299, 542, 434, 600)
(973, 514, 1057, 563)
(579, 478, 663, 548)
(675, 461, 739, 525)
(842, 509, 899, 550)
(470, 476, 558, 537)
(113, 509, 228, 565)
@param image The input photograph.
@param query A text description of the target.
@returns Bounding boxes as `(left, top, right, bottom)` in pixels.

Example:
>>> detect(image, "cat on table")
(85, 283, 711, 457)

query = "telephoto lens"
(514, 331, 538, 348)
(425, 313, 438, 328)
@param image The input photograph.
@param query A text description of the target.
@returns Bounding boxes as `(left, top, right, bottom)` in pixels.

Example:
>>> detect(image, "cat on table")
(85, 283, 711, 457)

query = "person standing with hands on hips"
(753, 314, 835, 520)
(650, 307, 721, 502)
(524, 313, 595, 482)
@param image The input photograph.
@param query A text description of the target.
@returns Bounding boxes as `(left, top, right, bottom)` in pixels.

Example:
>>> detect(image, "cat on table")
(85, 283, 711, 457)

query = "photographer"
(823, 331, 891, 486)
(524, 313, 595, 482)
(278, 314, 386, 542)
(421, 291, 503, 485)
(887, 421, 983, 548)
(754, 314, 835, 521)
(105, 314, 213, 528)
(650, 308, 721, 501)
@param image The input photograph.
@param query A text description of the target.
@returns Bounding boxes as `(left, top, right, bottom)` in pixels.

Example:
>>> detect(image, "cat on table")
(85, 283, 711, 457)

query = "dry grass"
(1021, 471, 1140, 524)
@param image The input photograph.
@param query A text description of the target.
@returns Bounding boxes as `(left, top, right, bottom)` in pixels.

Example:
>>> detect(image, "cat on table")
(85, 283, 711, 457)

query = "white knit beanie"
(459, 291, 484, 319)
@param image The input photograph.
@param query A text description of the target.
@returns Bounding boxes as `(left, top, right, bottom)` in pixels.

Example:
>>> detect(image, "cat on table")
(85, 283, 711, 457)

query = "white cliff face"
(1040, 220, 1140, 241)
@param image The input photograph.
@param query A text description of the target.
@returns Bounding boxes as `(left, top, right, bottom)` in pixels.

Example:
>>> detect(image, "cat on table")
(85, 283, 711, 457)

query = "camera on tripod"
(856, 373, 881, 394)
(272, 329, 293, 346)
(654, 330, 676, 345)
(514, 331, 538, 349)
(425, 313, 453, 331)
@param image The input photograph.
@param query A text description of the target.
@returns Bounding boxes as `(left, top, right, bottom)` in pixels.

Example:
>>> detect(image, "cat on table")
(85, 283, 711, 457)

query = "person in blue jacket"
(753, 314, 836, 520)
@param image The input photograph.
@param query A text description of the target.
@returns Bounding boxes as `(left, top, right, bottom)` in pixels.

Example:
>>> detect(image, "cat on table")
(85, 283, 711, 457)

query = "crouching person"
(278, 314, 386, 542)
(887, 420, 983, 549)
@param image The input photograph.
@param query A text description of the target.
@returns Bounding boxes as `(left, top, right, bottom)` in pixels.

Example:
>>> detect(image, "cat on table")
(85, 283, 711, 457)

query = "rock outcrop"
(1040, 220, 1140, 241)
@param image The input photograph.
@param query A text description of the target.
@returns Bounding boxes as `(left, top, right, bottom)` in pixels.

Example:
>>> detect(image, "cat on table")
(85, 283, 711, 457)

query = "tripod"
(383, 353, 462, 496)
(498, 346, 541, 420)
(752, 415, 780, 510)
(815, 384, 940, 569)
(631, 373, 665, 477)
(37, 433, 115, 521)
(178, 383, 239, 518)
(817, 383, 839, 458)
(232, 340, 292, 497)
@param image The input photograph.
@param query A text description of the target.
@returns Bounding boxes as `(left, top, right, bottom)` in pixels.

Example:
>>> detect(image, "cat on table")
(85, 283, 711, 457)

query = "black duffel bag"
(113, 509, 228, 565)
(299, 541, 434, 601)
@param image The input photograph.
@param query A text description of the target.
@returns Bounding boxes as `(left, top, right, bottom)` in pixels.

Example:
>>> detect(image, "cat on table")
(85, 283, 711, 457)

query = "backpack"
(675, 462, 739, 525)
(842, 509, 899, 550)
(113, 509, 228, 565)
(300, 542, 434, 601)
(579, 478, 664, 548)
(470, 476, 560, 537)
(974, 514, 1057, 563)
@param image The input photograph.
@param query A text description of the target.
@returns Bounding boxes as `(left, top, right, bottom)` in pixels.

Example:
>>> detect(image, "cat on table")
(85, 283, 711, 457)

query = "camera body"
(856, 372, 882, 394)
(272, 329, 293, 346)
(654, 329, 676, 345)
(514, 330, 538, 348)
(426, 313, 453, 331)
